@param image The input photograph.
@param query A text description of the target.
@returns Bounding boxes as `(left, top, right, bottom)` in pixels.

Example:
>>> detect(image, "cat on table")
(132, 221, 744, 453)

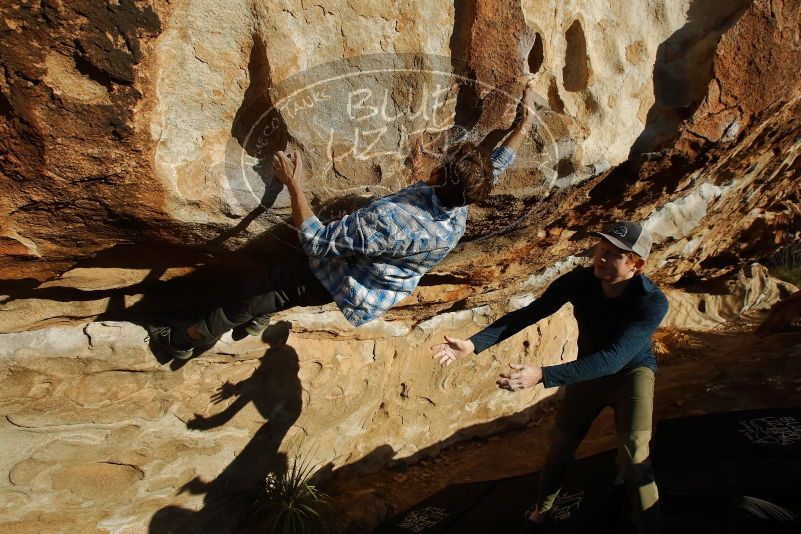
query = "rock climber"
(149, 85, 539, 360)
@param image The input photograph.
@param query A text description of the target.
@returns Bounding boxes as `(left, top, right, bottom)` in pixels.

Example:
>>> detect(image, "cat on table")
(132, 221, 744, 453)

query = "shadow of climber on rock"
(148, 331, 303, 533)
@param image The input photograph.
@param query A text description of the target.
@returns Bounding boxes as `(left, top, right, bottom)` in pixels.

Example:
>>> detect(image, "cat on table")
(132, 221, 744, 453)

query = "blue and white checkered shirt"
(299, 146, 516, 326)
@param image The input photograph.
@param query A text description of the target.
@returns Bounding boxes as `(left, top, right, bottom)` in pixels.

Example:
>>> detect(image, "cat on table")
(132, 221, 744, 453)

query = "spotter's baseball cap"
(590, 221, 652, 259)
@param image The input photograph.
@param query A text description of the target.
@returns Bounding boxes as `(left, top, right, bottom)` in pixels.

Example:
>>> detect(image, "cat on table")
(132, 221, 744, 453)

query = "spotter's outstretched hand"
(497, 363, 543, 391)
(431, 335, 475, 366)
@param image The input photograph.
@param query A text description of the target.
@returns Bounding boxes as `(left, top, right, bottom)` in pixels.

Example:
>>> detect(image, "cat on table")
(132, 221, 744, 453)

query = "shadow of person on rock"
(148, 326, 303, 534)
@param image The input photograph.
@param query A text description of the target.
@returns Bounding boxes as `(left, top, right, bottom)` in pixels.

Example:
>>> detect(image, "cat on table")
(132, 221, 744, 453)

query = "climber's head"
(429, 142, 493, 209)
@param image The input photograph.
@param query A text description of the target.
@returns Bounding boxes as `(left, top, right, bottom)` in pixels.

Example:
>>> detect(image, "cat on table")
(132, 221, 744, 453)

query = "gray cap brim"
(590, 231, 645, 258)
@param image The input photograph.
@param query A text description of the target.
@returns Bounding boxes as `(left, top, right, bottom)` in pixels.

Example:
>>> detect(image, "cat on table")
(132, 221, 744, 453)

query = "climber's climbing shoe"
(244, 313, 271, 337)
(147, 325, 195, 360)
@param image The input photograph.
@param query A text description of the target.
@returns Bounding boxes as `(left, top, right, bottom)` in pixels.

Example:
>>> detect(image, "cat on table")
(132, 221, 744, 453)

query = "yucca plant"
(245, 453, 336, 534)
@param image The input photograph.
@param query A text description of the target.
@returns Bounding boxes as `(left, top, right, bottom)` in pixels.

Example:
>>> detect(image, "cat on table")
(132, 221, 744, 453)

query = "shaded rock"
(757, 289, 801, 336)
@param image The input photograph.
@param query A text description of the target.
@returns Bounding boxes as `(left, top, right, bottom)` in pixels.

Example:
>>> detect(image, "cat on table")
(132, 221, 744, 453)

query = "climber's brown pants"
(537, 366, 658, 534)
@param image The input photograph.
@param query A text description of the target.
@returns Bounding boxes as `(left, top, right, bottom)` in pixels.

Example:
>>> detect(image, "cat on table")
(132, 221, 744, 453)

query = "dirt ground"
(329, 318, 801, 531)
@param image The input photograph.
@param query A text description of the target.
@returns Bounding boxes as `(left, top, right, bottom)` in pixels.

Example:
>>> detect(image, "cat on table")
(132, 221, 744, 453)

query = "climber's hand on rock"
(272, 149, 301, 189)
(431, 335, 474, 366)
(497, 363, 542, 391)
(291, 149, 305, 183)
(520, 83, 537, 130)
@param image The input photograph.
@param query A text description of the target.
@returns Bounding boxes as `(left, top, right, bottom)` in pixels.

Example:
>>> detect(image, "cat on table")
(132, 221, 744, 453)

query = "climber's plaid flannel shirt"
(299, 146, 516, 326)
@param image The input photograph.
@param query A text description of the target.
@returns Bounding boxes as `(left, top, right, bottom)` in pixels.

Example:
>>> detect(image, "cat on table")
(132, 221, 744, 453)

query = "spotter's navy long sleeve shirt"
(469, 266, 669, 387)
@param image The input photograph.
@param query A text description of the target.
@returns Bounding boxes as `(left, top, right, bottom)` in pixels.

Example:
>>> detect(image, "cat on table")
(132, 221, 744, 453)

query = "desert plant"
(245, 453, 336, 534)
(767, 243, 801, 286)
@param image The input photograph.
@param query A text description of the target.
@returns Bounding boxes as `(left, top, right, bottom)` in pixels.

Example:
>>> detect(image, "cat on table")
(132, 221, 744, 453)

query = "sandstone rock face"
(662, 263, 798, 330)
(1, 0, 801, 531)
(0, 309, 571, 531)
(2, 0, 797, 290)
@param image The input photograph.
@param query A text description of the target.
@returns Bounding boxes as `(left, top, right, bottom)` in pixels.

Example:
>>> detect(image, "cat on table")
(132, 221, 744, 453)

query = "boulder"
(1, 0, 800, 531)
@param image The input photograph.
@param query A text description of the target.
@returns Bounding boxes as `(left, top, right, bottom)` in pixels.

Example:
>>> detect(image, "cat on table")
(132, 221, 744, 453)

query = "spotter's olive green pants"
(537, 366, 658, 534)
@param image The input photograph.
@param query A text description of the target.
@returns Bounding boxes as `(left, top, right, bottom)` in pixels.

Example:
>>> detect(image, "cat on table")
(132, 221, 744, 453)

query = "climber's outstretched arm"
(273, 149, 394, 259)
(483, 84, 537, 186)
(273, 149, 315, 228)
(501, 83, 537, 154)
